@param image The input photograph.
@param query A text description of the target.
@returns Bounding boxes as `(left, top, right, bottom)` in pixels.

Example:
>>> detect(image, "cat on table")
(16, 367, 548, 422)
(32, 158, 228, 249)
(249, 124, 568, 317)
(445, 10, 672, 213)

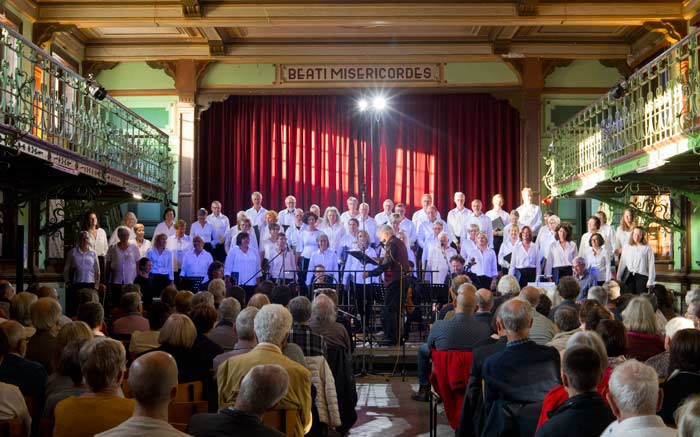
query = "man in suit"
(482, 299, 561, 436)
(217, 304, 312, 437)
(189, 364, 288, 437)
(0, 320, 48, 410)
(412, 283, 491, 401)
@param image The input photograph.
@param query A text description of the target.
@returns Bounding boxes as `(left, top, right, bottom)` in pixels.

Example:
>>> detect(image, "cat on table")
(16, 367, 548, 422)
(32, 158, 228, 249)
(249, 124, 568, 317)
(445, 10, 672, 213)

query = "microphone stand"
(241, 245, 287, 287)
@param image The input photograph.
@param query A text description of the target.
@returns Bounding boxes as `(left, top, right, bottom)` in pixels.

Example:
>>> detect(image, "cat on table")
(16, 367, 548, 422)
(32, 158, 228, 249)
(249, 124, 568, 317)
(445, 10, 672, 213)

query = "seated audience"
(659, 328, 700, 425)
(596, 319, 629, 374)
(227, 285, 247, 309)
(53, 338, 134, 437)
(601, 359, 674, 436)
(134, 257, 156, 305)
(676, 395, 700, 437)
(189, 364, 289, 437)
(214, 307, 258, 370)
(207, 278, 227, 307)
(550, 276, 580, 319)
(113, 292, 149, 335)
(207, 297, 241, 351)
(547, 306, 581, 352)
(130, 302, 170, 355)
(10, 292, 37, 337)
(26, 297, 62, 373)
(583, 303, 614, 332)
(217, 304, 312, 436)
(0, 320, 47, 406)
(519, 286, 557, 345)
(0, 329, 31, 436)
(160, 286, 178, 309)
(652, 284, 676, 327)
(77, 302, 105, 337)
(43, 338, 90, 421)
(536, 293, 553, 318)
(0, 282, 15, 316)
(271, 285, 293, 307)
(247, 293, 271, 309)
(646, 316, 695, 378)
(572, 256, 597, 302)
(288, 296, 327, 357)
(622, 297, 664, 361)
(174, 291, 194, 315)
(414, 283, 490, 402)
(190, 303, 224, 363)
(191, 291, 215, 309)
(475, 288, 494, 328)
(46, 321, 93, 399)
(482, 299, 561, 436)
(36, 286, 72, 327)
(587, 285, 609, 306)
(309, 294, 351, 352)
(536, 345, 615, 437)
(97, 351, 188, 436)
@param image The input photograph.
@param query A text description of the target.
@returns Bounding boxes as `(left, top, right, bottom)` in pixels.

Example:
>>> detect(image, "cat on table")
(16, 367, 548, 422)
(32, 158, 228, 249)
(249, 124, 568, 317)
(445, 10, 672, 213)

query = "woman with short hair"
(546, 222, 577, 283)
(616, 226, 655, 294)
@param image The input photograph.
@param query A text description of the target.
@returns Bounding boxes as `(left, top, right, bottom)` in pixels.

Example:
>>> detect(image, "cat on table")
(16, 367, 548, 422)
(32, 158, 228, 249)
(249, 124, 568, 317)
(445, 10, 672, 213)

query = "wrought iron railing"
(545, 28, 700, 195)
(0, 22, 172, 196)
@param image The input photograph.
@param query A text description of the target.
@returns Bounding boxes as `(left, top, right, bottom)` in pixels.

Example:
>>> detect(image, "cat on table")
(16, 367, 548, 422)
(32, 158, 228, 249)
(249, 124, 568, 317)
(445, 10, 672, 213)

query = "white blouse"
(189, 221, 216, 244)
(546, 240, 578, 275)
(166, 235, 192, 271)
(319, 222, 346, 252)
(586, 249, 611, 282)
(422, 234, 440, 264)
(106, 244, 141, 284)
(465, 246, 498, 278)
(358, 217, 378, 244)
(268, 247, 297, 280)
(180, 250, 213, 278)
(147, 248, 174, 280)
(224, 246, 261, 286)
(299, 229, 323, 258)
(285, 225, 304, 253)
(135, 239, 151, 259)
(64, 247, 100, 284)
(599, 224, 615, 256)
(516, 203, 543, 236)
(426, 246, 457, 284)
(508, 241, 542, 278)
(108, 227, 136, 246)
(343, 246, 379, 286)
(464, 214, 494, 248)
(615, 227, 633, 252)
(87, 228, 108, 257)
(447, 207, 472, 240)
(245, 206, 268, 228)
(617, 244, 656, 287)
(307, 249, 340, 286)
(498, 237, 520, 268)
(153, 221, 176, 239)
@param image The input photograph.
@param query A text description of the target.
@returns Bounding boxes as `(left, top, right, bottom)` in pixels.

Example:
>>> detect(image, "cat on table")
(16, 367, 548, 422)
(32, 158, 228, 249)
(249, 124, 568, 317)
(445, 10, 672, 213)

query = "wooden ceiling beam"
(35, 2, 682, 27)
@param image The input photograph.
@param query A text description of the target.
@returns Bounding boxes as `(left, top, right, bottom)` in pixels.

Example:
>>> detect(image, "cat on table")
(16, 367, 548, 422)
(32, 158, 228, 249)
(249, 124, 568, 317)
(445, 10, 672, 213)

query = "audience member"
(174, 291, 194, 314)
(26, 297, 62, 373)
(601, 359, 674, 436)
(53, 337, 134, 437)
(658, 328, 700, 425)
(217, 304, 312, 436)
(622, 297, 664, 361)
(675, 395, 700, 437)
(213, 306, 258, 370)
(584, 304, 613, 332)
(227, 286, 246, 309)
(190, 303, 224, 364)
(474, 288, 494, 328)
(309, 294, 351, 352)
(536, 293, 553, 318)
(0, 321, 47, 407)
(207, 278, 226, 307)
(189, 364, 289, 437)
(596, 319, 629, 372)
(646, 316, 695, 378)
(9, 292, 37, 336)
(247, 293, 270, 309)
(572, 257, 597, 301)
(0, 282, 16, 316)
(651, 284, 676, 326)
(130, 302, 170, 355)
(97, 351, 188, 436)
(547, 306, 581, 352)
(113, 292, 149, 335)
(288, 296, 326, 357)
(42, 339, 89, 421)
(519, 286, 557, 345)
(588, 285, 609, 306)
(550, 276, 580, 319)
(160, 286, 178, 309)
(77, 302, 105, 337)
(207, 297, 240, 351)
(191, 291, 215, 308)
(0, 329, 31, 436)
(46, 321, 93, 398)
(271, 285, 293, 307)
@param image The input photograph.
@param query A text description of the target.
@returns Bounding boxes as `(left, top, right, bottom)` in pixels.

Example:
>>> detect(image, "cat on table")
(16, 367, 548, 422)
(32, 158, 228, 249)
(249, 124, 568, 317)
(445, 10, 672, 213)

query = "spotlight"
(86, 74, 107, 101)
(372, 96, 386, 111)
(358, 99, 369, 111)
(131, 192, 143, 200)
(610, 79, 629, 100)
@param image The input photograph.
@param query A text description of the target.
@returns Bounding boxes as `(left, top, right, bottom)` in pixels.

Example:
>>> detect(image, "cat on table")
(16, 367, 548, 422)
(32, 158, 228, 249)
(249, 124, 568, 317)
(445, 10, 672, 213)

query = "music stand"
(180, 276, 205, 292)
(347, 250, 379, 375)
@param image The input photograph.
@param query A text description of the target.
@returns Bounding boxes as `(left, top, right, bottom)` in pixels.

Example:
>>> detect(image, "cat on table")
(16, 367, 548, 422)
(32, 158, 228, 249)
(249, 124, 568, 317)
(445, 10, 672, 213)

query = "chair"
(429, 350, 473, 430)
(0, 418, 24, 437)
(174, 381, 204, 402)
(168, 400, 208, 431)
(23, 396, 37, 420)
(262, 409, 300, 435)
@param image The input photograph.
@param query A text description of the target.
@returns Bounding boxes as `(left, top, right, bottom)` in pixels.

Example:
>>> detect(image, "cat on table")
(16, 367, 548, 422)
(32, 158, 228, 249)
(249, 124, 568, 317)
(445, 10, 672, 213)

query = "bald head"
(476, 289, 494, 311)
(128, 351, 179, 407)
(456, 288, 477, 314)
(0, 321, 25, 354)
(519, 286, 541, 307)
(498, 298, 533, 336)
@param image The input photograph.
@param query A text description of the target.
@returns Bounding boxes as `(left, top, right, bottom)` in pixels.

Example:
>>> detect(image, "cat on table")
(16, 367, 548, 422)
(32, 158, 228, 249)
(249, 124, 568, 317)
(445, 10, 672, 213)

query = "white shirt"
(508, 241, 542, 278)
(106, 243, 141, 284)
(285, 224, 304, 253)
(600, 415, 675, 437)
(180, 249, 213, 278)
(447, 207, 472, 241)
(0, 382, 31, 437)
(87, 228, 108, 257)
(615, 226, 633, 252)
(417, 219, 451, 248)
(97, 416, 190, 437)
(147, 248, 174, 280)
(278, 209, 297, 228)
(486, 208, 510, 228)
(268, 246, 297, 280)
(421, 234, 440, 264)
(374, 211, 392, 226)
(245, 206, 268, 228)
(135, 239, 151, 259)
(153, 221, 176, 240)
(412, 208, 442, 232)
(516, 203, 543, 236)
(189, 221, 215, 245)
(426, 246, 457, 284)
(498, 237, 520, 268)
(306, 249, 339, 286)
(546, 241, 578, 275)
(228, 228, 259, 254)
(207, 213, 230, 245)
(319, 222, 346, 252)
(466, 246, 498, 278)
(343, 246, 379, 286)
(299, 229, 323, 258)
(599, 223, 615, 256)
(536, 227, 557, 260)
(617, 244, 656, 287)
(586, 249, 611, 282)
(224, 246, 261, 286)
(64, 247, 100, 284)
(108, 227, 136, 246)
(166, 235, 192, 271)
(463, 214, 494, 248)
(460, 238, 477, 261)
(358, 216, 378, 244)
(340, 210, 360, 228)
(398, 218, 417, 245)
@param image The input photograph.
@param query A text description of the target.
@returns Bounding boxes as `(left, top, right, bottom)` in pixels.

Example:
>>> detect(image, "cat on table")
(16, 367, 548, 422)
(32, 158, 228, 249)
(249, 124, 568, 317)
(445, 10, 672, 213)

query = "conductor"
(364, 225, 410, 345)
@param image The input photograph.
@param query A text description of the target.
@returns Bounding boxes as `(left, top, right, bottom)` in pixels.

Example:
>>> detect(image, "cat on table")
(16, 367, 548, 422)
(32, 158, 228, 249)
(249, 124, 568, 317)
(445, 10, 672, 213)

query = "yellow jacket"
(217, 342, 312, 436)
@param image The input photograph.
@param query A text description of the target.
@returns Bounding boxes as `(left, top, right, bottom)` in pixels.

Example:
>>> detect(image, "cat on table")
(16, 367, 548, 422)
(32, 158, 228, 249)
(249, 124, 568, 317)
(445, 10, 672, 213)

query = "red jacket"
(429, 350, 472, 429)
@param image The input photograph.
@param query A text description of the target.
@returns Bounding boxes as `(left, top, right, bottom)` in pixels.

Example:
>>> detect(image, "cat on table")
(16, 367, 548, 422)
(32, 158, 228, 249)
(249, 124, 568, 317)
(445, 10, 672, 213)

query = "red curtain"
(198, 94, 520, 216)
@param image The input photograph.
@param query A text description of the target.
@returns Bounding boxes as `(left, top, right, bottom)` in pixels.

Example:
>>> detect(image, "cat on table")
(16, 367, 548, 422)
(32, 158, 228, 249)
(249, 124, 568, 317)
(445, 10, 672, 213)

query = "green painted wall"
(444, 62, 519, 85)
(201, 63, 275, 86)
(97, 62, 175, 90)
(545, 60, 621, 89)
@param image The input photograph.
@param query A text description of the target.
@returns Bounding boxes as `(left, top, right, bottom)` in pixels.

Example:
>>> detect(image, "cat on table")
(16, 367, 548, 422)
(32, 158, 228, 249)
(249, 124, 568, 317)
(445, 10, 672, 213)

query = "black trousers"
(213, 243, 227, 263)
(516, 268, 536, 288)
(150, 273, 171, 296)
(382, 279, 405, 343)
(625, 273, 649, 294)
(299, 257, 311, 297)
(552, 266, 573, 284)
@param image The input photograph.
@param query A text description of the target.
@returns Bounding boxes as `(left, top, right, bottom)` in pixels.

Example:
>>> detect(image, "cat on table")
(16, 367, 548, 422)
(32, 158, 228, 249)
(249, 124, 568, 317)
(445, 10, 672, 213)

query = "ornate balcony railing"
(0, 22, 172, 199)
(545, 28, 700, 196)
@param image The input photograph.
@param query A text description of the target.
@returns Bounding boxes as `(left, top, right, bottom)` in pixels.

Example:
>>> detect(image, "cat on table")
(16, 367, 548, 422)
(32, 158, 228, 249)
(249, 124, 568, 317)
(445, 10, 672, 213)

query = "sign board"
(78, 163, 102, 180)
(279, 64, 442, 84)
(17, 142, 50, 161)
(51, 154, 79, 175)
(106, 173, 124, 187)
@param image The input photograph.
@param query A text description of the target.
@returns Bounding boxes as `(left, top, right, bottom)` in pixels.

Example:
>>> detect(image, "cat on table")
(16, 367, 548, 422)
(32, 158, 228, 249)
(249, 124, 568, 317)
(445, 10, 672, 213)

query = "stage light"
(358, 99, 368, 111)
(372, 96, 386, 111)
(86, 74, 107, 101)
(131, 192, 143, 200)
(610, 79, 629, 100)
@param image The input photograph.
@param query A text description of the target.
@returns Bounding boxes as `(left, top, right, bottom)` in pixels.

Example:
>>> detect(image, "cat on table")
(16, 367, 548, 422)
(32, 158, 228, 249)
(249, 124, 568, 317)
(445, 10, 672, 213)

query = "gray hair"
(30, 297, 62, 330)
(121, 292, 141, 314)
(218, 297, 241, 323)
(554, 306, 580, 332)
(608, 359, 660, 416)
(676, 395, 700, 437)
(497, 275, 521, 296)
(686, 288, 700, 306)
(476, 289, 494, 310)
(254, 304, 293, 346)
(457, 283, 477, 296)
(622, 297, 660, 335)
(312, 294, 336, 323)
(128, 351, 179, 407)
(191, 291, 215, 308)
(587, 286, 608, 306)
(572, 256, 587, 267)
(377, 224, 394, 238)
(237, 364, 290, 415)
(498, 299, 532, 333)
(80, 337, 126, 392)
(236, 307, 258, 341)
(665, 317, 696, 341)
(10, 292, 37, 326)
(207, 279, 227, 301)
(566, 331, 608, 372)
(288, 296, 312, 324)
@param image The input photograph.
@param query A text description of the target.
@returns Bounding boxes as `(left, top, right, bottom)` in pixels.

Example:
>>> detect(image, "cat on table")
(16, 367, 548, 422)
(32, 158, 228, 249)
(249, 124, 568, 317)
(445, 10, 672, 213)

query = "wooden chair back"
(262, 409, 299, 435)
(168, 400, 208, 430)
(174, 381, 204, 402)
(0, 418, 25, 437)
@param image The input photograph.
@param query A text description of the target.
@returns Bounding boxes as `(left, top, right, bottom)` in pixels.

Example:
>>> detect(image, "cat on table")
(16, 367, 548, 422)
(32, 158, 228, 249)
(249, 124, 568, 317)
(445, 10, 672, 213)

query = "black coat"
(659, 371, 700, 425)
(535, 392, 615, 437)
(326, 345, 357, 435)
(187, 409, 285, 437)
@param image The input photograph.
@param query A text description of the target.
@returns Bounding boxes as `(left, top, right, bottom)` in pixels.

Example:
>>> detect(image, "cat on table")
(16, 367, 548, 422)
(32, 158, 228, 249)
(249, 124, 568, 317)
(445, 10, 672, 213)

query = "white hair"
(608, 359, 659, 416)
(498, 299, 532, 333)
(665, 317, 696, 341)
(236, 307, 258, 341)
(566, 331, 608, 372)
(677, 395, 700, 437)
(218, 297, 241, 322)
(686, 288, 700, 306)
(312, 294, 336, 323)
(237, 364, 290, 414)
(587, 286, 608, 306)
(437, 231, 450, 241)
(253, 304, 292, 346)
(497, 275, 521, 296)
